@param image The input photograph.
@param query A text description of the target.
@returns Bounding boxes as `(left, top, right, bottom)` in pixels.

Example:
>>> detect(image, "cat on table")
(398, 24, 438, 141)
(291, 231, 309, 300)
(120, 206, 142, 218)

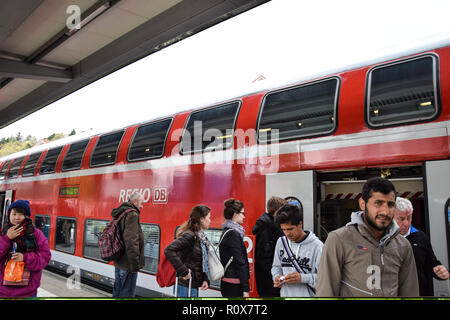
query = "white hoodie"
(271, 231, 323, 297)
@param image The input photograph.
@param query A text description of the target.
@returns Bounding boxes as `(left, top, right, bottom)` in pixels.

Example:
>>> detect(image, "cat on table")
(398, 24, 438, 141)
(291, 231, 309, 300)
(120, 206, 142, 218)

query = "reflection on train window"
(0, 160, 11, 180)
(35, 215, 51, 240)
(90, 130, 125, 167)
(62, 139, 90, 171)
(141, 224, 160, 274)
(83, 219, 109, 261)
(7, 157, 25, 179)
(367, 55, 439, 128)
(258, 78, 339, 143)
(22, 153, 42, 176)
(55, 217, 76, 254)
(180, 101, 240, 154)
(204, 228, 225, 289)
(128, 119, 172, 162)
(39, 146, 63, 175)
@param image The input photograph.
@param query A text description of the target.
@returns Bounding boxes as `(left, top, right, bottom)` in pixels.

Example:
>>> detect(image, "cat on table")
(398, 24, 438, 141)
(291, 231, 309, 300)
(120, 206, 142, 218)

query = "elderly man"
(394, 197, 449, 296)
(111, 191, 145, 297)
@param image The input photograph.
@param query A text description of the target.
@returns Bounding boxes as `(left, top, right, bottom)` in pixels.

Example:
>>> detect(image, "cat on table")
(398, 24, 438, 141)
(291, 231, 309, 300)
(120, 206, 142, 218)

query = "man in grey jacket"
(316, 177, 419, 297)
(271, 204, 323, 297)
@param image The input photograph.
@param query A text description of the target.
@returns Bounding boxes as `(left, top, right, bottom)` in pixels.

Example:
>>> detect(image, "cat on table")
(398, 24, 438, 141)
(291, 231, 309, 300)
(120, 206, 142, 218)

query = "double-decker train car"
(1, 42, 450, 297)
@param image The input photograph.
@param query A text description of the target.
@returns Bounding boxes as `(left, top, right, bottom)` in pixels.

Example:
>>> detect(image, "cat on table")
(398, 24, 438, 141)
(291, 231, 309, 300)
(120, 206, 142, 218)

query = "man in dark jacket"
(394, 197, 449, 296)
(112, 191, 145, 297)
(252, 196, 286, 297)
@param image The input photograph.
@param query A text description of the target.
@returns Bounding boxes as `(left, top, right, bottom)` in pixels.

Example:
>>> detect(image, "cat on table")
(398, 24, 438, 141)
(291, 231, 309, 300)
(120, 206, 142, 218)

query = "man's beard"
(364, 207, 392, 231)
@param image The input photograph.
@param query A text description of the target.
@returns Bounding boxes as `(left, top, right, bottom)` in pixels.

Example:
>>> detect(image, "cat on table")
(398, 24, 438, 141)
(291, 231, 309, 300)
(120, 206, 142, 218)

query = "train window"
(128, 119, 173, 162)
(257, 78, 339, 143)
(21, 153, 42, 176)
(366, 55, 439, 128)
(35, 215, 51, 240)
(55, 217, 76, 254)
(0, 160, 12, 180)
(83, 219, 109, 261)
(7, 156, 26, 179)
(141, 224, 161, 274)
(90, 130, 125, 167)
(39, 146, 63, 175)
(180, 101, 241, 154)
(62, 139, 90, 171)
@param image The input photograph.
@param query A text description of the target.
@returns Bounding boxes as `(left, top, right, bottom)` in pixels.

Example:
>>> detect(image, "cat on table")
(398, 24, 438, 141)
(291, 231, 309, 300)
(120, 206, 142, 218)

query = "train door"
(318, 173, 426, 242)
(425, 160, 450, 296)
(0, 190, 14, 229)
(265, 170, 316, 232)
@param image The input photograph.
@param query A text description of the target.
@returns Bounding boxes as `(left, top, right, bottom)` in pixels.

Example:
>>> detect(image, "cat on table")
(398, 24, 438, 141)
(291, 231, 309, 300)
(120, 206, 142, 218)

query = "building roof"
(0, 0, 269, 129)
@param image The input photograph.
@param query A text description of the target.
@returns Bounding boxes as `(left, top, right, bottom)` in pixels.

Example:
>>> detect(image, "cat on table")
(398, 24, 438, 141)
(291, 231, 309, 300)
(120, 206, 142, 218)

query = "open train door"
(0, 190, 14, 229)
(425, 160, 450, 296)
(265, 170, 316, 232)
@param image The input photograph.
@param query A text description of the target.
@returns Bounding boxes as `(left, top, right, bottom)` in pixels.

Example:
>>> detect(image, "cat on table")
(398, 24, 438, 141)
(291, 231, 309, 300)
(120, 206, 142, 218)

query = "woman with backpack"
(0, 200, 51, 297)
(164, 205, 211, 297)
(219, 198, 250, 297)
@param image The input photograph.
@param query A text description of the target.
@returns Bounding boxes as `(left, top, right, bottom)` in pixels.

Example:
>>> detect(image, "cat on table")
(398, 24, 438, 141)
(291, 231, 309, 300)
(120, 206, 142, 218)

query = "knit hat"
(8, 200, 31, 217)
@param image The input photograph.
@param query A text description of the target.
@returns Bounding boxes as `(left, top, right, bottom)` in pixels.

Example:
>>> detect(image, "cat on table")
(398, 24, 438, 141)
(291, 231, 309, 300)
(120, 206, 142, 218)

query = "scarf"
(197, 230, 210, 279)
(1, 218, 37, 253)
(222, 219, 245, 240)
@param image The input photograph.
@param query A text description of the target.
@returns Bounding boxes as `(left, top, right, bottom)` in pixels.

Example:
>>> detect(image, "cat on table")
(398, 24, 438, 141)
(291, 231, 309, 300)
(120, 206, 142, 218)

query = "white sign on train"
(118, 187, 168, 204)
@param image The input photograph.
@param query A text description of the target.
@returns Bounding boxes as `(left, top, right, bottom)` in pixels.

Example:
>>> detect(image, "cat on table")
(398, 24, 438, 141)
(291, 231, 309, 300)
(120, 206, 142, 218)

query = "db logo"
(153, 187, 168, 204)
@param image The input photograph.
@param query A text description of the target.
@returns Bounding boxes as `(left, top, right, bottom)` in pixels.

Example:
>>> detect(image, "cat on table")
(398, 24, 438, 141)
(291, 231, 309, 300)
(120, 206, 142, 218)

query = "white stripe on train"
(1, 120, 449, 186)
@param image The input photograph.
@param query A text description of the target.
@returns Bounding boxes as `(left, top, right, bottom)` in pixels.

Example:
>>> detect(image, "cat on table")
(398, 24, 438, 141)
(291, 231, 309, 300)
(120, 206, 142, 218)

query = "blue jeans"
(113, 267, 138, 297)
(174, 283, 198, 297)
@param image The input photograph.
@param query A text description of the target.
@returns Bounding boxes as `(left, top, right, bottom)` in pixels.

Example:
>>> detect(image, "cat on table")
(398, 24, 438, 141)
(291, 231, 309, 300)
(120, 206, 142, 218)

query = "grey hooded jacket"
(316, 211, 419, 297)
(271, 231, 323, 297)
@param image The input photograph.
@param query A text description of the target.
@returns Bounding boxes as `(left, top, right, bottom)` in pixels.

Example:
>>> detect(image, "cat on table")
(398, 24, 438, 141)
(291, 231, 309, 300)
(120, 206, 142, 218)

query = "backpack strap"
(281, 236, 316, 294)
(218, 229, 235, 272)
(115, 208, 135, 221)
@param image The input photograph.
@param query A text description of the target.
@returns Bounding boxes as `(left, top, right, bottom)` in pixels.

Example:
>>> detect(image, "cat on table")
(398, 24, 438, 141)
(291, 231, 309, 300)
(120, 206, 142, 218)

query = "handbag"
(207, 229, 234, 281)
(3, 259, 31, 287)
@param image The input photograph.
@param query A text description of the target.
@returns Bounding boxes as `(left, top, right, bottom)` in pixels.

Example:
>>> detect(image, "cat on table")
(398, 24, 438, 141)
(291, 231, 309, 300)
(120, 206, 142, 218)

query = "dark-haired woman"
(219, 198, 250, 297)
(0, 200, 51, 297)
(165, 205, 211, 297)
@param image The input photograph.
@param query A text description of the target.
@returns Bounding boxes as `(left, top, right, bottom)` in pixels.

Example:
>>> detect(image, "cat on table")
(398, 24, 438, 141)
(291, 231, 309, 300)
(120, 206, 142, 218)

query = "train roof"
(2, 38, 450, 163)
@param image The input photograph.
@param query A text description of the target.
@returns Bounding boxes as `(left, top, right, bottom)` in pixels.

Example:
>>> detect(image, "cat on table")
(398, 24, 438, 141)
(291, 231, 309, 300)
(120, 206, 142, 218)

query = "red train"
(1, 42, 450, 296)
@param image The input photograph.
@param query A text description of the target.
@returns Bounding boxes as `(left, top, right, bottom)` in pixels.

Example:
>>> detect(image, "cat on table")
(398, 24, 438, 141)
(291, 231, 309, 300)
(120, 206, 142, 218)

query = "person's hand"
(283, 272, 302, 284)
(273, 275, 284, 288)
(243, 292, 249, 298)
(200, 281, 208, 290)
(7, 225, 23, 240)
(12, 252, 24, 262)
(433, 265, 450, 280)
(182, 269, 192, 280)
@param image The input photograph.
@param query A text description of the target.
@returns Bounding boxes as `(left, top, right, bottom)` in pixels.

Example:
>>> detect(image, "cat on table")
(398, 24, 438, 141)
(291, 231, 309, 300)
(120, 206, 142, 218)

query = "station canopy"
(0, 0, 268, 129)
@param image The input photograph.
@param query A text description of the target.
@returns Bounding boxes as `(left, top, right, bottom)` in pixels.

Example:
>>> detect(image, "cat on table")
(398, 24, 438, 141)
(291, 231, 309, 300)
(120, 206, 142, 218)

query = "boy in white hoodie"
(271, 204, 323, 297)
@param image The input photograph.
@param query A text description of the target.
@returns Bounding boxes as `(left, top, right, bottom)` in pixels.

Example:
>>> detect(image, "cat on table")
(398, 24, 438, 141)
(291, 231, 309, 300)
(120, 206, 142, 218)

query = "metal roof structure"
(0, 0, 269, 130)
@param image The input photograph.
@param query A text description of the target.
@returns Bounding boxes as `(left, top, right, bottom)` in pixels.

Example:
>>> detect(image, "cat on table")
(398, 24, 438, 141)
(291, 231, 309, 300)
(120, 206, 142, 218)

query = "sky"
(1, 0, 450, 141)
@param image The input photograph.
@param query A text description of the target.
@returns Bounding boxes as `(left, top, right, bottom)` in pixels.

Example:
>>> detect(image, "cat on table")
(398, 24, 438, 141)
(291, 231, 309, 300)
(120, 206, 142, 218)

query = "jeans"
(174, 283, 198, 297)
(113, 267, 138, 297)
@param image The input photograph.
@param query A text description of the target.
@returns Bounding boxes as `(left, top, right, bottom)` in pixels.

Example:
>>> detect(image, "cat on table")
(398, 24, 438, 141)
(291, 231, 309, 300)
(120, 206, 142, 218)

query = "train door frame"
(0, 190, 14, 229)
(424, 159, 450, 296)
(265, 170, 316, 232)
